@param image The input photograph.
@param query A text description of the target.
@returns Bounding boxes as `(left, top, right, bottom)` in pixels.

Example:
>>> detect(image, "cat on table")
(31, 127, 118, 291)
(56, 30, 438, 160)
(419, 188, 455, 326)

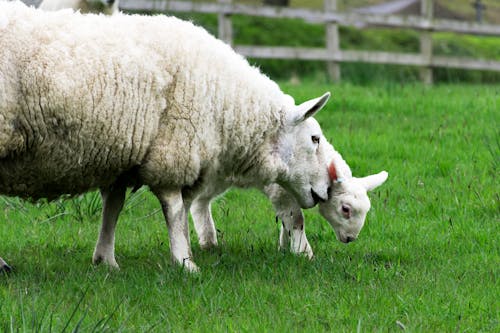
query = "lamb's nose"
(346, 236, 355, 243)
(106, 0, 115, 5)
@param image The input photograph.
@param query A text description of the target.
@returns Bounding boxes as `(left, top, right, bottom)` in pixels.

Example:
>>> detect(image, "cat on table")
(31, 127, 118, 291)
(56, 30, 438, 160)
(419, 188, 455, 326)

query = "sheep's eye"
(341, 204, 351, 219)
(312, 135, 320, 144)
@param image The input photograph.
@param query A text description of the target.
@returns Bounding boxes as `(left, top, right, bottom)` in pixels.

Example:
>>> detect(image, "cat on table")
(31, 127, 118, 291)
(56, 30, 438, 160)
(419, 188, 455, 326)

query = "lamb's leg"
(0, 257, 12, 273)
(279, 208, 314, 259)
(157, 190, 199, 273)
(92, 183, 126, 268)
(190, 197, 218, 249)
(266, 184, 314, 259)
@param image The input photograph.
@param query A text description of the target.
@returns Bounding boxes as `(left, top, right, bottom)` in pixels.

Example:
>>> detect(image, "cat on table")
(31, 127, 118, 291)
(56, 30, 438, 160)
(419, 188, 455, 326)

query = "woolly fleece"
(0, 1, 292, 200)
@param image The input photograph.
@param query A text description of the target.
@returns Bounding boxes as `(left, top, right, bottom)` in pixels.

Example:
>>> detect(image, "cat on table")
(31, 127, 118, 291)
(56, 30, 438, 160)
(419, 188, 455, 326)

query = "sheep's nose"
(106, 0, 115, 5)
(345, 236, 355, 243)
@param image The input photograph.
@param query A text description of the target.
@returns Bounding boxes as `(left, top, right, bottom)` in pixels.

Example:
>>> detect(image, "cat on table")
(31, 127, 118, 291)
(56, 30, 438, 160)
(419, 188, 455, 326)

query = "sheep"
(0, 1, 333, 273)
(93, 140, 387, 268)
(39, 0, 119, 15)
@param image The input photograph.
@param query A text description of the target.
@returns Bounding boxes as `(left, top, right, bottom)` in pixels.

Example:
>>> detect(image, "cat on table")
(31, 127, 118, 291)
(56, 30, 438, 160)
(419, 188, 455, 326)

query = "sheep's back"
(0, 5, 168, 198)
(0, 2, 288, 198)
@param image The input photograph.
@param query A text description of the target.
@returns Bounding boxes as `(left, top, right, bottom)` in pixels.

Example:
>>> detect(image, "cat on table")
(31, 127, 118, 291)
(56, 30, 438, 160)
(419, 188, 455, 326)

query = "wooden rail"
(120, 0, 500, 35)
(26, 0, 500, 83)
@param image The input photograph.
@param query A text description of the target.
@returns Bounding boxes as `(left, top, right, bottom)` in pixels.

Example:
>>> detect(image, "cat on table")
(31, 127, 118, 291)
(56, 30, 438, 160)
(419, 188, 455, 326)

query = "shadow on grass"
(1, 237, 411, 290)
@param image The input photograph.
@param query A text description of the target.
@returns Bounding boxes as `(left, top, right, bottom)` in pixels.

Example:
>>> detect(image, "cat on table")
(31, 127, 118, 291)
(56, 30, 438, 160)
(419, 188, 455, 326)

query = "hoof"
(199, 242, 218, 251)
(0, 264, 13, 274)
(92, 255, 119, 269)
(182, 259, 200, 273)
(199, 236, 218, 250)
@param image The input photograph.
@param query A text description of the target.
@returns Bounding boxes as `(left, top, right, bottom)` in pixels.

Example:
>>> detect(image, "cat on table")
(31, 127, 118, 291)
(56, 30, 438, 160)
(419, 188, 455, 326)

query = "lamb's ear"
(358, 171, 388, 191)
(288, 92, 330, 125)
(328, 160, 346, 183)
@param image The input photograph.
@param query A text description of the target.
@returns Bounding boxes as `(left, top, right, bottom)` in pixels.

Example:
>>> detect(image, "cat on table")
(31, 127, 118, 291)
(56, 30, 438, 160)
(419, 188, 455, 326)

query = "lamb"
(0, 1, 333, 273)
(267, 144, 388, 259)
(176, 142, 387, 260)
(39, 0, 119, 15)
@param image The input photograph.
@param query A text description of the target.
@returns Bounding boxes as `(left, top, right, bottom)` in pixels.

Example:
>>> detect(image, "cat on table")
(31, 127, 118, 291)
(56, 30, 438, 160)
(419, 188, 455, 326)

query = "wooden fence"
(20, 0, 500, 83)
(119, 0, 500, 83)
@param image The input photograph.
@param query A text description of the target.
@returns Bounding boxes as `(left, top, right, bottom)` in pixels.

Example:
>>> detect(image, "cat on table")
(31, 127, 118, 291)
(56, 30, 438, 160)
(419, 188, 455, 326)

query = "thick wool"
(0, 1, 288, 200)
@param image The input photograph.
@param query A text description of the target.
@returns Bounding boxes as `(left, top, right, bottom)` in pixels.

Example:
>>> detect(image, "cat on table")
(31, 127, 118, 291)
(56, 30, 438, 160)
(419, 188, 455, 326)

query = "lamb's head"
(319, 160, 388, 243)
(275, 92, 332, 209)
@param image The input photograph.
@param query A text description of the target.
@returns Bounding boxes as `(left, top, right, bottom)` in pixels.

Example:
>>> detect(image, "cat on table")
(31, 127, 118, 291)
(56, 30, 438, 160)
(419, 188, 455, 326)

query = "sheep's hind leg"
(92, 182, 126, 268)
(190, 197, 218, 250)
(0, 257, 12, 273)
(157, 190, 199, 273)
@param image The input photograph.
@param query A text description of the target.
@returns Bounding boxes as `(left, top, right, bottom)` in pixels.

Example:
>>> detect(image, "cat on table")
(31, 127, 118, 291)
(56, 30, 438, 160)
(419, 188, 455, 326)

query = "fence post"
(218, 0, 233, 46)
(420, 0, 433, 84)
(325, 0, 341, 82)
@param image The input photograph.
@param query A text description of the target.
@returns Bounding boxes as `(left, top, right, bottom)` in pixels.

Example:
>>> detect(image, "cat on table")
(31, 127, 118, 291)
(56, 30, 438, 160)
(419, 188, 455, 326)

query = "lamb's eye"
(341, 204, 351, 219)
(312, 135, 320, 144)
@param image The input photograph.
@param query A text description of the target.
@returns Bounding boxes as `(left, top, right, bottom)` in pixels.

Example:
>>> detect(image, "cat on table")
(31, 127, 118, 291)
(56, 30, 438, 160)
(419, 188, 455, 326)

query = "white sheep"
(93, 139, 387, 267)
(39, 0, 119, 15)
(0, 2, 332, 273)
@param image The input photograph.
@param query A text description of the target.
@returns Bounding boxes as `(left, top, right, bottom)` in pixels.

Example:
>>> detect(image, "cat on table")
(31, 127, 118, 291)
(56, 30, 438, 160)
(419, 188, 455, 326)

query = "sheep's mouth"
(339, 235, 356, 244)
(311, 188, 325, 205)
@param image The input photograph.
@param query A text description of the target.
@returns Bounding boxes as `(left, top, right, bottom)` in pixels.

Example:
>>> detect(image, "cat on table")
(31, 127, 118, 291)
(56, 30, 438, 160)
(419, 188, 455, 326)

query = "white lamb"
(176, 142, 387, 260)
(0, 1, 333, 273)
(39, 0, 119, 15)
(267, 144, 388, 259)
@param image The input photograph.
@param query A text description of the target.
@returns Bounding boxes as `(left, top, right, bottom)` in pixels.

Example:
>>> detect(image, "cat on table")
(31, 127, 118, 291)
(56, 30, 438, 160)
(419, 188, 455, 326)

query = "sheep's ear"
(288, 92, 330, 125)
(358, 171, 388, 191)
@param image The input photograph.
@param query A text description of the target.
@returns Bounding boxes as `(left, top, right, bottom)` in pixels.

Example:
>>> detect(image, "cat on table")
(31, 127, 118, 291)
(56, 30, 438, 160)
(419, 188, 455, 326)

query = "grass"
(1, 83, 499, 331)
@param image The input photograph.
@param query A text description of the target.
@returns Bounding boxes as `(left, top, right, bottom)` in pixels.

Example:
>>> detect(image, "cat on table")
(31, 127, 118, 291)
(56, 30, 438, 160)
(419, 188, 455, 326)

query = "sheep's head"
(276, 92, 331, 209)
(82, 0, 119, 14)
(319, 160, 388, 243)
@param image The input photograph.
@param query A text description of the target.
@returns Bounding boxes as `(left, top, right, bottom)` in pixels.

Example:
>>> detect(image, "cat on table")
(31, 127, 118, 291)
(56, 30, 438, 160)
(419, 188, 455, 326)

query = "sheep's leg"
(0, 257, 12, 273)
(279, 208, 314, 259)
(92, 183, 126, 268)
(190, 197, 218, 250)
(157, 190, 199, 273)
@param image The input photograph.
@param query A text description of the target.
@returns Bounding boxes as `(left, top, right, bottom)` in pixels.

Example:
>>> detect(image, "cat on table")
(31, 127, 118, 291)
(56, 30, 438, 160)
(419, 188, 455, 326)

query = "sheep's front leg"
(92, 184, 126, 268)
(191, 197, 218, 249)
(0, 257, 12, 273)
(279, 208, 314, 259)
(157, 191, 199, 273)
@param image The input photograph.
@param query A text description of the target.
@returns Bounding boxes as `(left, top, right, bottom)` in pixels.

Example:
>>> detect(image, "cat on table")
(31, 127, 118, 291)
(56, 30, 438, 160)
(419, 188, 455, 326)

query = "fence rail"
(24, 0, 500, 83)
(120, 0, 500, 83)
(121, 0, 500, 36)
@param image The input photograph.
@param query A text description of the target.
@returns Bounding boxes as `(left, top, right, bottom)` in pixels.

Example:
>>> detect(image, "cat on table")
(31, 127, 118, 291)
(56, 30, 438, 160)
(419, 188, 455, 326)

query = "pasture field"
(0, 83, 498, 331)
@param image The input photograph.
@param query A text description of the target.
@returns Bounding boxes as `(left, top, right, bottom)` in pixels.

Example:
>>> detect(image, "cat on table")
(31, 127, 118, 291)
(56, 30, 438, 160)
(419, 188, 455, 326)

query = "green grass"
(1, 83, 499, 331)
